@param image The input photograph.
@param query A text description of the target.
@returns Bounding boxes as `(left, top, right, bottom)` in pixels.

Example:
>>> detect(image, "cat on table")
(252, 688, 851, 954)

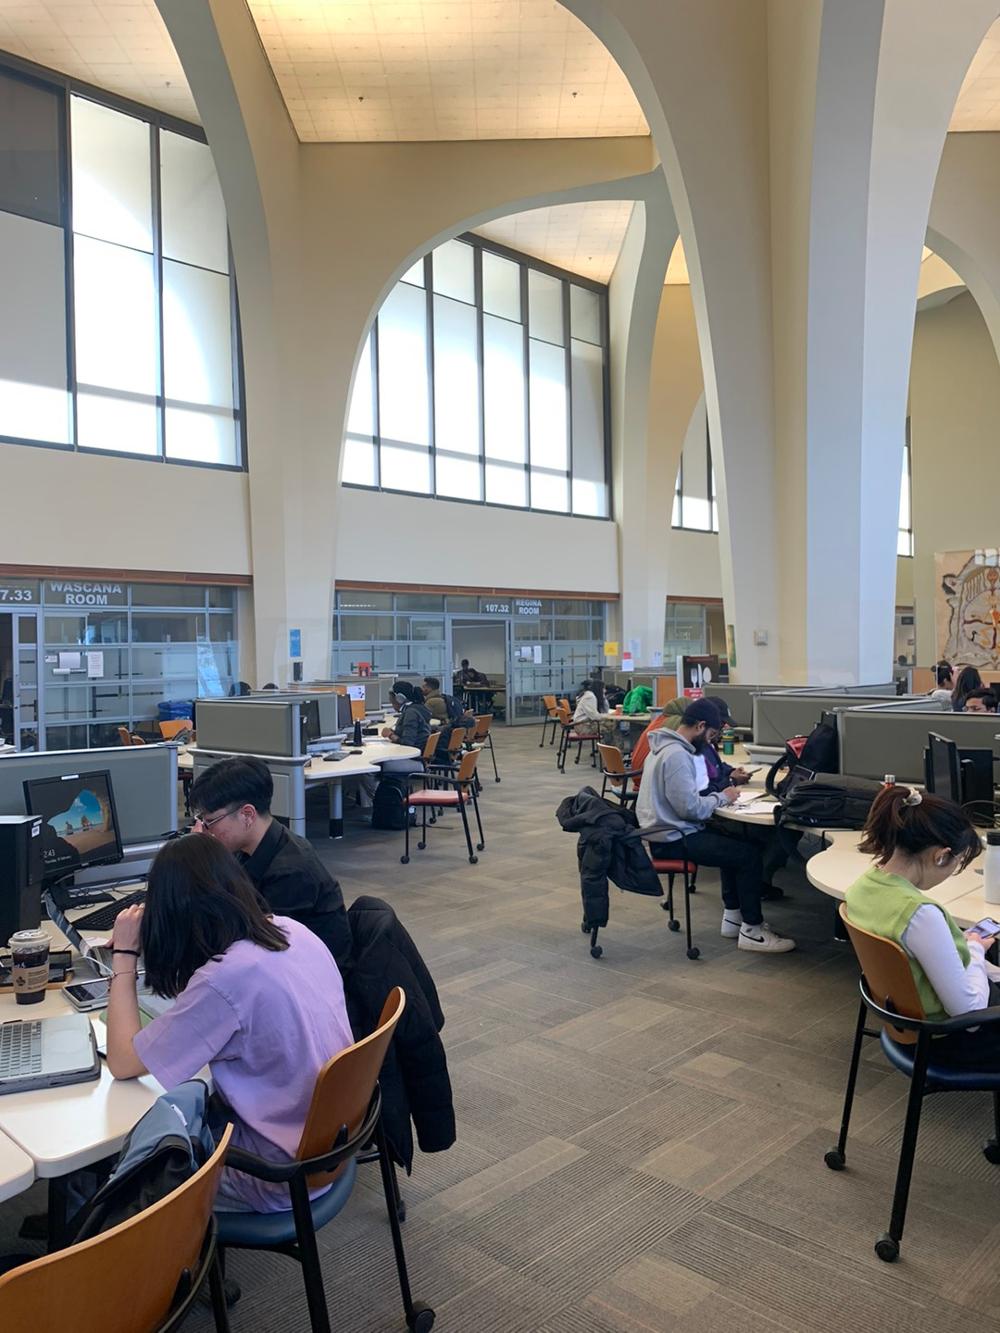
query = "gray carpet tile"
(3, 724, 1000, 1329)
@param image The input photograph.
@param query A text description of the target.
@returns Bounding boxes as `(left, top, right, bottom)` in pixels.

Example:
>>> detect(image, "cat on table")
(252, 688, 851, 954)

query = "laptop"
(0, 1012, 100, 1095)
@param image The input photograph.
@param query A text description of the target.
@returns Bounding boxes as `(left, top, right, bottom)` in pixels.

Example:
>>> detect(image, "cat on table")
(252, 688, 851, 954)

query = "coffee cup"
(9, 928, 50, 1005)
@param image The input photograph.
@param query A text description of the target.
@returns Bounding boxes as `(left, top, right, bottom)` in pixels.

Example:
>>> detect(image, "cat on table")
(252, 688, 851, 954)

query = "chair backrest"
(350, 698, 366, 722)
(0, 1125, 232, 1332)
(598, 743, 625, 776)
(556, 701, 573, 726)
(297, 988, 405, 1184)
(117, 726, 133, 747)
(130, 733, 146, 745)
(542, 694, 557, 711)
(455, 749, 480, 783)
(473, 714, 492, 739)
(158, 718, 193, 741)
(838, 903, 926, 1044)
(422, 732, 440, 762)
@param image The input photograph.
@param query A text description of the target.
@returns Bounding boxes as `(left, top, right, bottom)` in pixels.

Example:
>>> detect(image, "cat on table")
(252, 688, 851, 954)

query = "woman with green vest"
(846, 785, 999, 1064)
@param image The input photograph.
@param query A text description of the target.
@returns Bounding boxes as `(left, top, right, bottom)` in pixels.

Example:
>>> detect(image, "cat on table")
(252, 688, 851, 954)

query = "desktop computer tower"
(0, 814, 44, 944)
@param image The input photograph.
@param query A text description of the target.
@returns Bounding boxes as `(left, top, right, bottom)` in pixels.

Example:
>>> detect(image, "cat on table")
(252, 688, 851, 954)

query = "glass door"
(0, 610, 44, 751)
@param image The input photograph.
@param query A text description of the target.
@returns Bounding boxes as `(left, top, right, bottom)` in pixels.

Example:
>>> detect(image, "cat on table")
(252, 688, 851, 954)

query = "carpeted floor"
(3, 726, 1000, 1330)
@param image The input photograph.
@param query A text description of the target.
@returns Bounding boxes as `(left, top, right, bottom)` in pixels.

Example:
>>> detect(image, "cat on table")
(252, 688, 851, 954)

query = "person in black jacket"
(188, 756, 353, 977)
(346, 896, 455, 1172)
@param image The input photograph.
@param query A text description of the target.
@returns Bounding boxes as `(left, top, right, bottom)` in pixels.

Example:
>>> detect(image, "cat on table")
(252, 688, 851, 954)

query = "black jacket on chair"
(556, 787, 662, 929)
(345, 895, 456, 1172)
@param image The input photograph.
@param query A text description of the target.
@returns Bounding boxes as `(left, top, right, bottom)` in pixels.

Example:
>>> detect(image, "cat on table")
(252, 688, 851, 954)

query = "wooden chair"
(469, 714, 500, 783)
(826, 903, 1000, 1263)
(350, 698, 366, 722)
(597, 743, 640, 809)
(539, 694, 560, 748)
(403, 750, 484, 865)
(557, 703, 598, 773)
(216, 989, 434, 1333)
(158, 718, 193, 741)
(117, 726, 134, 746)
(0, 1126, 233, 1333)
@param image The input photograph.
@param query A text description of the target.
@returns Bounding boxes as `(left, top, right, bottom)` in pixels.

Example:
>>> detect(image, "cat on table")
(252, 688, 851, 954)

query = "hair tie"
(902, 787, 923, 807)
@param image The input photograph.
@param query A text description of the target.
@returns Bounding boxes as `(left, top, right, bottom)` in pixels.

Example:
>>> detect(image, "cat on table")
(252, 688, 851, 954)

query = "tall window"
(0, 58, 242, 468)
(898, 417, 913, 557)
(344, 236, 610, 517)
(672, 402, 717, 532)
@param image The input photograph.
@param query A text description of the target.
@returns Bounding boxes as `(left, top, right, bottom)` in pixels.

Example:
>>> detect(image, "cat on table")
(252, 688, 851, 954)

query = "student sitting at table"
(188, 757, 352, 975)
(636, 698, 796, 953)
(106, 835, 355, 1211)
(929, 660, 954, 704)
(952, 665, 984, 711)
(381, 680, 432, 749)
(846, 785, 1000, 1064)
(962, 686, 998, 714)
(572, 679, 606, 736)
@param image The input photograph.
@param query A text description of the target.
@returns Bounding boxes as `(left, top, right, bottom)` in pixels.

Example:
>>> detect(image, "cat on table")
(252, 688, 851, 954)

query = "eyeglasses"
(193, 806, 240, 831)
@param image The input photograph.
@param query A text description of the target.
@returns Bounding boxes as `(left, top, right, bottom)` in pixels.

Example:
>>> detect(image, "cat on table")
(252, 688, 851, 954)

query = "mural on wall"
(936, 550, 1000, 668)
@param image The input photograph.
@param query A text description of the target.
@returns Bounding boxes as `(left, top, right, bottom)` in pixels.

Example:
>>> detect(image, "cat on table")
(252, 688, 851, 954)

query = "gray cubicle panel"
(191, 749, 308, 827)
(838, 709, 1000, 783)
(0, 744, 178, 846)
(710, 684, 795, 729)
(194, 700, 298, 757)
(250, 691, 345, 735)
(751, 692, 905, 747)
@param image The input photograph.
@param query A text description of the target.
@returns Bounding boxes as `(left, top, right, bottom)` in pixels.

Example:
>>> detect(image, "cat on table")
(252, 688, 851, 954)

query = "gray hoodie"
(635, 727, 731, 840)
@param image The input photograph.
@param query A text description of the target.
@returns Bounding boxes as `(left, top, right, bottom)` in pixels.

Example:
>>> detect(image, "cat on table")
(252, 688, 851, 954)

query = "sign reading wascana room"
(44, 581, 127, 607)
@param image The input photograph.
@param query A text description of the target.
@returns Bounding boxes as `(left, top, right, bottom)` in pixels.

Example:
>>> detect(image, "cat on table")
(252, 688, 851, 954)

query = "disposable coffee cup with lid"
(9, 928, 50, 1005)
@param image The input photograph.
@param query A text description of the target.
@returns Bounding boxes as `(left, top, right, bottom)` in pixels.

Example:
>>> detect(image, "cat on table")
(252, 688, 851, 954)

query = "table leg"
(47, 1176, 69, 1253)
(328, 780, 343, 839)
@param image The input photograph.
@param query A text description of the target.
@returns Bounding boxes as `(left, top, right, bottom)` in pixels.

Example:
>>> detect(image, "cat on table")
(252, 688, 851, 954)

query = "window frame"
(898, 416, 914, 558)
(672, 412, 718, 534)
(0, 49, 246, 473)
(344, 232, 612, 521)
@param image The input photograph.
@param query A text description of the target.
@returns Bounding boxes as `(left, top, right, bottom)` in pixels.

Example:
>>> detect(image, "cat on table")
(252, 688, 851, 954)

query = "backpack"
(774, 772, 882, 831)
(371, 775, 410, 830)
(440, 692, 466, 725)
(69, 1080, 215, 1242)
(765, 720, 839, 798)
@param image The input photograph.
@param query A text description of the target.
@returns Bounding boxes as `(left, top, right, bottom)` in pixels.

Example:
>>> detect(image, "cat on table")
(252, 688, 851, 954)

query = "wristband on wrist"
(112, 948, 141, 957)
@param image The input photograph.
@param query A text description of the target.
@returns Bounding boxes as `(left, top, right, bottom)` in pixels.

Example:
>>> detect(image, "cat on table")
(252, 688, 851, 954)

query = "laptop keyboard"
(0, 1020, 43, 1078)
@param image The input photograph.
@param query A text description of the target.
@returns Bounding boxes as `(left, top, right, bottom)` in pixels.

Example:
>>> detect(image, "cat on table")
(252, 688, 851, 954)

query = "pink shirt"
(134, 915, 354, 1212)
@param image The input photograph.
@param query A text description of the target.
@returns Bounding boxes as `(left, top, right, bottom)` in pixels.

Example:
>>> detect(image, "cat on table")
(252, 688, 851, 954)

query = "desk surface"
(179, 739, 419, 777)
(0, 1126, 35, 1201)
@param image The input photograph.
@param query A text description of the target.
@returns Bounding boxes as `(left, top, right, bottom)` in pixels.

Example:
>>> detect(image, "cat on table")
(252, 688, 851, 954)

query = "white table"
(0, 1129, 34, 1203)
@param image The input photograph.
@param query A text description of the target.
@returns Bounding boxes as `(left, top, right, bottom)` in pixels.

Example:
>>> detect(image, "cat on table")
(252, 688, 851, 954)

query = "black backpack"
(440, 692, 466, 725)
(774, 772, 882, 831)
(766, 720, 839, 799)
(371, 776, 410, 830)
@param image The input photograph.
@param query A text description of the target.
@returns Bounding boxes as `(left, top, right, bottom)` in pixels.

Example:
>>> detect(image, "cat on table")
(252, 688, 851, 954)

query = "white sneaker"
(738, 923, 796, 953)
(720, 912, 742, 938)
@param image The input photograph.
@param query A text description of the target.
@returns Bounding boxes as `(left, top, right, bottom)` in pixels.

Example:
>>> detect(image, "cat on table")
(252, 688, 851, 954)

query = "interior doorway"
(450, 619, 508, 720)
(0, 610, 42, 751)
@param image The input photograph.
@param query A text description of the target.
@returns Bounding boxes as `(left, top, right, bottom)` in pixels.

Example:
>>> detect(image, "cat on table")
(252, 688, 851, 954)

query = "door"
(447, 617, 510, 722)
(0, 610, 43, 751)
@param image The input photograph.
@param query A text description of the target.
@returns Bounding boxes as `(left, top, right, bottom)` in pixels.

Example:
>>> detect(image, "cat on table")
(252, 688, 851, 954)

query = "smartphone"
(971, 918, 1000, 938)
(64, 980, 110, 1011)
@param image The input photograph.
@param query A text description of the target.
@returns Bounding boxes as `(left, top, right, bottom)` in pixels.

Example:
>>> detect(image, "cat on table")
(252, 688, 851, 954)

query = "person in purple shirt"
(106, 835, 354, 1212)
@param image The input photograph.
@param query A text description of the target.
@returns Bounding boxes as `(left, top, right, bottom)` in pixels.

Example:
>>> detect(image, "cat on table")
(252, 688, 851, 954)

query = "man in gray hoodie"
(636, 698, 795, 953)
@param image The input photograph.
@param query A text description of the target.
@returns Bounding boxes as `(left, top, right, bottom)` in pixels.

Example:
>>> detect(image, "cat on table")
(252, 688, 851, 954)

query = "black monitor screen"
(300, 699, 321, 745)
(336, 693, 354, 731)
(23, 769, 123, 883)
(927, 733, 961, 804)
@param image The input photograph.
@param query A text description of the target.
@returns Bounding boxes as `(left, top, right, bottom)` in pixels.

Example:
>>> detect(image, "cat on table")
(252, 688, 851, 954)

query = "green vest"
(845, 867, 970, 1021)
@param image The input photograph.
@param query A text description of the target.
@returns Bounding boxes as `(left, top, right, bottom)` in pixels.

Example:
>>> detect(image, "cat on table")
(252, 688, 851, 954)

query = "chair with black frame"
(556, 702, 598, 773)
(215, 988, 435, 1333)
(597, 743, 640, 809)
(0, 1126, 233, 1333)
(825, 903, 1000, 1263)
(469, 714, 501, 783)
(539, 694, 560, 748)
(646, 835, 701, 962)
(402, 749, 485, 865)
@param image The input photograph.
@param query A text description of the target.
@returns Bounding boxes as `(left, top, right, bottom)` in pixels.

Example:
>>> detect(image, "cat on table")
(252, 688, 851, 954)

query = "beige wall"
(909, 290, 1000, 663)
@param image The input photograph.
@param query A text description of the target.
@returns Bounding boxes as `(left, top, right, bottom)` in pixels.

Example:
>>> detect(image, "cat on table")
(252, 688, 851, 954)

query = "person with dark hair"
(572, 679, 606, 736)
(636, 698, 795, 953)
(381, 680, 431, 750)
(105, 835, 354, 1210)
(421, 675, 450, 724)
(930, 661, 954, 705)
(846, 786, 999, 1061)
(963, 686, 998, 714)
(188, 756, 352, 973)
(952, 665, 984, 711)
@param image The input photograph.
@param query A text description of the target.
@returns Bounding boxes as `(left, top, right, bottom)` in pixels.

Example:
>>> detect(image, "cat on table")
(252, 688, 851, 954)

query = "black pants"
(650, 828, 764, 926)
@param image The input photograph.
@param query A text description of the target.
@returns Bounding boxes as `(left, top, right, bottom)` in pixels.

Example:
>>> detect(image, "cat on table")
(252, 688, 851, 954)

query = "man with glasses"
(187, 756, 352, 975)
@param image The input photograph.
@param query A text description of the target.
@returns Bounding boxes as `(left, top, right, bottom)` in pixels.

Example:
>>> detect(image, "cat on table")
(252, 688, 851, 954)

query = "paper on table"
(732, 796, 778, 814)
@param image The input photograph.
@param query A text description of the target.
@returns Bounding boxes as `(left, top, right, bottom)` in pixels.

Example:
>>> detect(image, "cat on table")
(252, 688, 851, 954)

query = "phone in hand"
(741, 765, 762, 777)
(970, 917, 1000, 939)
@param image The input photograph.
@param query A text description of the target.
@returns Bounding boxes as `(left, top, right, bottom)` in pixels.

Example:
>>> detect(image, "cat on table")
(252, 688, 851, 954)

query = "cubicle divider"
(194, 699, 300, 757)
(710, 684, 799, 729)
(191, 748, 309, 830)
(838, 709, 1000, 784)
(751, 691, 918, 748)
(0, 744, 178, 847)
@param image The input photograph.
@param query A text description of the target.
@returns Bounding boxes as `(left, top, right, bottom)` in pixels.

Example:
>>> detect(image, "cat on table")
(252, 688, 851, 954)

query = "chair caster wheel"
(476, 841, 485, 851)
(400, 855, 409, 864)
(874, 1234, 899, 1263)
(824, 1148, 846, 1171)
(590, 945, 603, 959)
(983, 1140, 1000, 1164)
(581, 920, 590, 934)
(686, 947, 700, 960)
(688, 884, 697, 893)
(407, 1302, 435, 1331)
(417, 840, 426, 850)
(660, 901, 670, 912)
(469, 855, 478, 864)
(668, 919, 680, 932)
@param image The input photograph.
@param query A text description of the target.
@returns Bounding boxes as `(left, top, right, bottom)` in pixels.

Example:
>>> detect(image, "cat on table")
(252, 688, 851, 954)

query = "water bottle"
(984, 831, 1000, 905)
(352, 719, 363, 747)
(722, 724, 734, 757)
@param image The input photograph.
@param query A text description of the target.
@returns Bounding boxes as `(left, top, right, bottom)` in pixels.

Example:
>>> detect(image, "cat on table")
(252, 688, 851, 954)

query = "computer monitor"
(925, 733, 961, 804)
(23, 769, 123, 885)
(300, 699, 321, 747)
(959, 748, 995, 826)
(336, 692, 354, 731)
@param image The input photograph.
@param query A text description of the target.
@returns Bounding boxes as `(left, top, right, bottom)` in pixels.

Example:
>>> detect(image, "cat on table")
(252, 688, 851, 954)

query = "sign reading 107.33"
(0, 584, 37, 604)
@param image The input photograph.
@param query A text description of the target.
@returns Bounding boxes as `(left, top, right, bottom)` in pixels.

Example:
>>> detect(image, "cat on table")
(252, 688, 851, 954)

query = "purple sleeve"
(134, 979, 240, 1089)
